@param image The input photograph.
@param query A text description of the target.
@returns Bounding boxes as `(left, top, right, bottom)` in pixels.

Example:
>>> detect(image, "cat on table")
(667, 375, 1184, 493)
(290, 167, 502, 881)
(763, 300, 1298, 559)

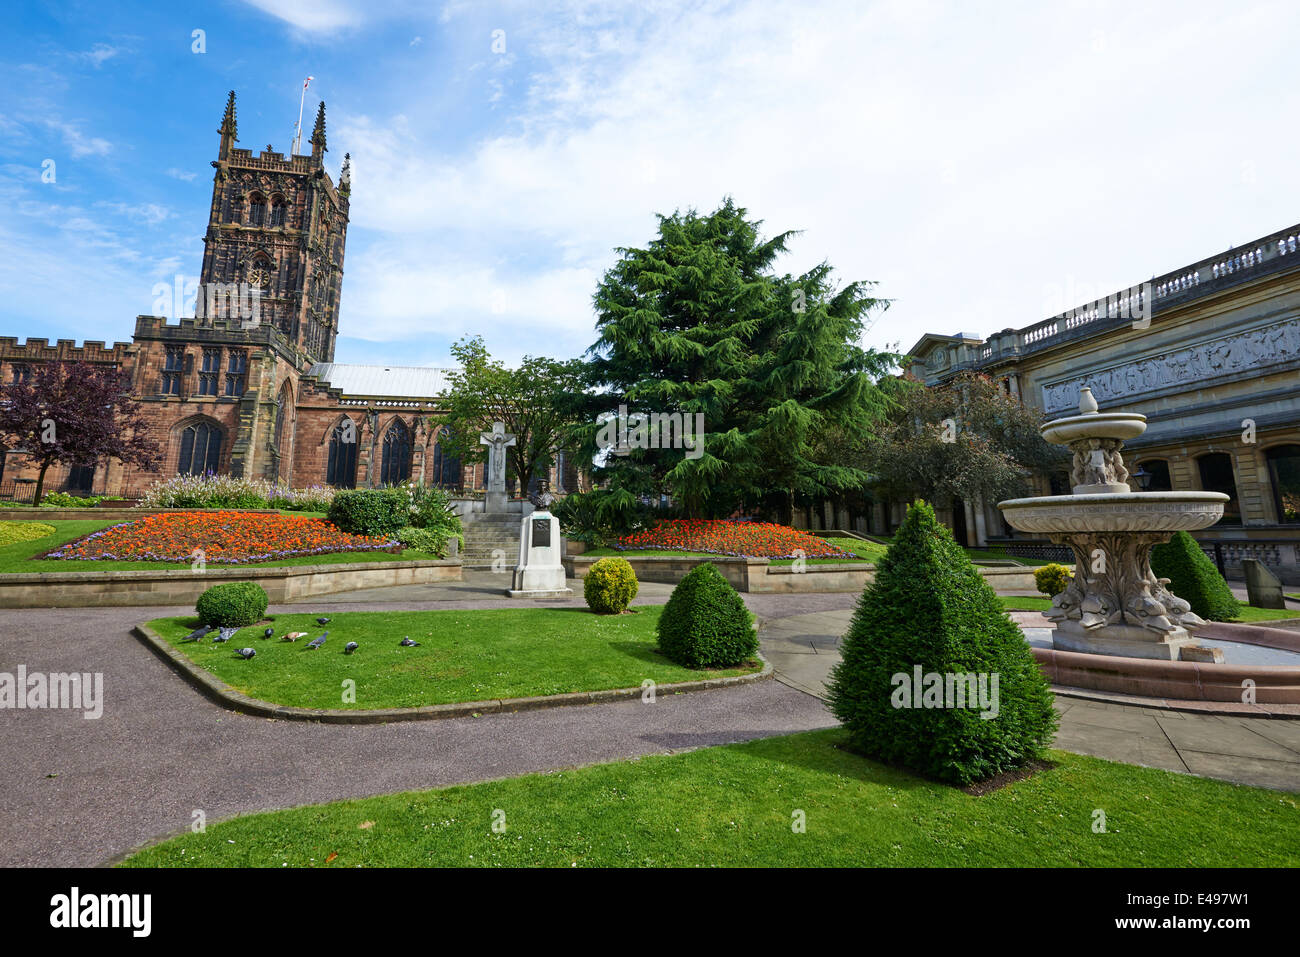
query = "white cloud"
(326, 0, 1300, 363)
(43, 119, 111, 158)
(78, 44, 123, 68)
(165, 167, 198, 182)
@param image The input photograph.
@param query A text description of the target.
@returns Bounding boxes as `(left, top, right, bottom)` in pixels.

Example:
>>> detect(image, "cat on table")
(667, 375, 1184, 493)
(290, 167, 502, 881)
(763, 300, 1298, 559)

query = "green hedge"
(327, 488, 411, 537)
(583, 557, 639, 614)
(1150, 531, 1241, 621)
(827, 501, 1057, 786)
(195, 582, 269, 627)
(656, 563, 756, 668)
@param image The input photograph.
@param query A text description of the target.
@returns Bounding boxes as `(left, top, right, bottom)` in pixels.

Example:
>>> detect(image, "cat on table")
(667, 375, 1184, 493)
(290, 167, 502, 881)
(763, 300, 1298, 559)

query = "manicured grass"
(967, 548, 1054, 567)
(1000, 595, 1300, 623)
(585, 535, 887, 566)
(118, 728, 1300, 867)
(148, 606, 759, 709)
(0, 519, 440, 573)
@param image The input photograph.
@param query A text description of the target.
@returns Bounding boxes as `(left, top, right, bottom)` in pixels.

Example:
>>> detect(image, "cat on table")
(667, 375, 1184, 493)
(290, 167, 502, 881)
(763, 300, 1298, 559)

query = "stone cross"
(479, 421, 516, 493)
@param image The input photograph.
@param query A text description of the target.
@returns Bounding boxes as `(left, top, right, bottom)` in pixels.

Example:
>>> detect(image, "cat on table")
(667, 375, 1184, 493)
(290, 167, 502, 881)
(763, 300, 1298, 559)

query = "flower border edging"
(131, 622, 773, 723)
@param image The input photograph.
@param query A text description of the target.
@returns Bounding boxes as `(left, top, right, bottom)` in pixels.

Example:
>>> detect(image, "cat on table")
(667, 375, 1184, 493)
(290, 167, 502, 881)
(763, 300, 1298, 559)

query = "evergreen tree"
(580, 198, 897, 519)
(827, 500, 1057, 785)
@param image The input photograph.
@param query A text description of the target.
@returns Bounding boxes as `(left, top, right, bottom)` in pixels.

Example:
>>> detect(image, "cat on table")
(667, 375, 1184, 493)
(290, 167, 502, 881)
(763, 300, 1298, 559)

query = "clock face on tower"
(248, 263, 271, 288)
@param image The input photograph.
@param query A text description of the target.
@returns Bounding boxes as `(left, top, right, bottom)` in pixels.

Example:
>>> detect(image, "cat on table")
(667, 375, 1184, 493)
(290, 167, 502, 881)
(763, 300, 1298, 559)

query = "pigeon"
(236, 648, 256, 660)
(213, 626, 238, 643)
(344, 642, 358, 654)
(399, 636, 420, 647)
(282, 632, 308, 642)
(306, 632, 328, 649)
(316, 617, 331, 625)
(183, 624, 214, 642)
(263, 627, 275, 639)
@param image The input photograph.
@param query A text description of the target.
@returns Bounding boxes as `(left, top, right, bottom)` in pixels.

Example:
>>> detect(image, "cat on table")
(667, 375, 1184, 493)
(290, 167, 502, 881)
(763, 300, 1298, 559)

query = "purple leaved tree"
(0, 361, 162, 503)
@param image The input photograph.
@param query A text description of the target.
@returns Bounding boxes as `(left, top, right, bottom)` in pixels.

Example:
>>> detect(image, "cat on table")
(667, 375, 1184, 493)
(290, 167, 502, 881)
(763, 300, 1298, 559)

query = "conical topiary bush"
(827, 500, 1057, 785)
(656, 563, 756, 668)
(1150, 530, 1241, 621)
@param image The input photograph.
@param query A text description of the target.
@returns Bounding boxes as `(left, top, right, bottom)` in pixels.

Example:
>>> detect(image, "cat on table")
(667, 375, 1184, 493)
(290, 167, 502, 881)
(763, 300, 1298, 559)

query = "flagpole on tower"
(292, 76, 314, 155)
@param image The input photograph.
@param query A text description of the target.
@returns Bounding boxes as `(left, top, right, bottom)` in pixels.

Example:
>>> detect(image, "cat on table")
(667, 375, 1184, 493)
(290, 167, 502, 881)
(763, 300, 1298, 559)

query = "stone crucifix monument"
(479, 420, 516, 513)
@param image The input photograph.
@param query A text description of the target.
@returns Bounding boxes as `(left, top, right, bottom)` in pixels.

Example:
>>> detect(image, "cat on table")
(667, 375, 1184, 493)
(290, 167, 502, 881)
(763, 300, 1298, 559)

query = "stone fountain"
(998, 387, 1230, 661)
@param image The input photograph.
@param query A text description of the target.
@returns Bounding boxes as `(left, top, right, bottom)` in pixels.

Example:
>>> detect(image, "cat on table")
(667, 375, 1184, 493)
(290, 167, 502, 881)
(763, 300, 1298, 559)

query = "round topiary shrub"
(584, 557, 639, 614)
(1150, 530, 1241, 621)
(656, 562, 756, 668)
(1034, 562, 1071, 599)
(827, 501, 1058, 786)
(195, 581, 269, 627)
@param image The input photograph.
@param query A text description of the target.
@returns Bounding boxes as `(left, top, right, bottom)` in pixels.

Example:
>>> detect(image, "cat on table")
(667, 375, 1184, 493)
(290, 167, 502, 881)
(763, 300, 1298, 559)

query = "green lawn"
(118, 728, 1300, 868)
(584, 535, 888, 566)
(1000, 595, 1300, 623)
(0, 519, 441, 573)
(148, 606, 759, 709)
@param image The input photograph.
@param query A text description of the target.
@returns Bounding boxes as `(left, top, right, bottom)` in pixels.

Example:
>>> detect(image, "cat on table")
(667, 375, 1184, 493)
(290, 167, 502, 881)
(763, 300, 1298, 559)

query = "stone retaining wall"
(562, 554, 1040, 593)
(0, 507, 281, 521)
(0, 559, 462, 608)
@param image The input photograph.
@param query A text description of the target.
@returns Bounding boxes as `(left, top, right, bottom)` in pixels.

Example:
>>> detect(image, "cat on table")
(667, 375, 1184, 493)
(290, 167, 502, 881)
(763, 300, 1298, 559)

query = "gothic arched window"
(178, 422, 222, 475)
(380, 419, 412, 486)
(327, 418, 358, 489)
(248, 192, 266, 227)
(269, 194, 286, 227)
(431, 430, 463, 490)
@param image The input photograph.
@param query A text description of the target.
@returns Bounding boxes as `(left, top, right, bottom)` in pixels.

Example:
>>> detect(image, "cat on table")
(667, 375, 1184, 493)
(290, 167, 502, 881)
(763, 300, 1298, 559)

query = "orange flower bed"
(615, 520, 852, 559)
(47, 511, 400, 564)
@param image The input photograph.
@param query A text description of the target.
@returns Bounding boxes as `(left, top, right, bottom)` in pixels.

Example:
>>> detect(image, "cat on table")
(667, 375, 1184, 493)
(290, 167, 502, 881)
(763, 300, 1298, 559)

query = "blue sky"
(2, 0, 1299, 368)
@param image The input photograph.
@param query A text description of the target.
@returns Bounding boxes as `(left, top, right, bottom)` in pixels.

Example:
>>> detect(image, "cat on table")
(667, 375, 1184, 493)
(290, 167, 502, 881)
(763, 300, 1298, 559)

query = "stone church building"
(0, 92, 573, 501)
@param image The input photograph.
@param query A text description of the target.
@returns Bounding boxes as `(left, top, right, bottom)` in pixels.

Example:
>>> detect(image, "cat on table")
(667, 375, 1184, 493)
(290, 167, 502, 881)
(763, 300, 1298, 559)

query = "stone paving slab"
(756, 607, 1300, 791)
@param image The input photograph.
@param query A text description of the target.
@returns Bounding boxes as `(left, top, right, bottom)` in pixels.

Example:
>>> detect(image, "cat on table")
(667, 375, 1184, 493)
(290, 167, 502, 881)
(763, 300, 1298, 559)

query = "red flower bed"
(614, 520, 852, 559)
(46, 511, 400, 564)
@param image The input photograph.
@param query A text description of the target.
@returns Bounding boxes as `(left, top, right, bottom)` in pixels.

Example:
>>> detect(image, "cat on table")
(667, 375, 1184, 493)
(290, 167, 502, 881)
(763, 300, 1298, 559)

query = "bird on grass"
(399, 636, 420, 647)
(282, 632, 308, 642)
(183, 624, 214, 642)
(263, 627, 275, 639)
(306, 632, 328, 649)
(236, 648, 256, 660)
(213, 626, 238, 643)
(316, 617, 331, 625)
(344, 642, 358, 654)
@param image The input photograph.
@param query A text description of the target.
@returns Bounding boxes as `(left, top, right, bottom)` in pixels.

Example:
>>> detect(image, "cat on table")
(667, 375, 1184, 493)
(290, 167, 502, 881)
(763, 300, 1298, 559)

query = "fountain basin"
(1040, 411, 1147, 445)
(998, 491, 1229, 535)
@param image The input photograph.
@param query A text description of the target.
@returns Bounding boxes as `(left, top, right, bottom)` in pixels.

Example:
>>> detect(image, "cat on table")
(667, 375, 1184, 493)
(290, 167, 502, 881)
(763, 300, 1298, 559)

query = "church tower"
(198, 91, 350, 364)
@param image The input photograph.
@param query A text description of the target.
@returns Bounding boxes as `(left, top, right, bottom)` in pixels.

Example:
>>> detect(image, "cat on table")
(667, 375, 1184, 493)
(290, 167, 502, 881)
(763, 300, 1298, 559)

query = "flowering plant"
(614, 520, 851, 559)
(46, 511, 398, 563)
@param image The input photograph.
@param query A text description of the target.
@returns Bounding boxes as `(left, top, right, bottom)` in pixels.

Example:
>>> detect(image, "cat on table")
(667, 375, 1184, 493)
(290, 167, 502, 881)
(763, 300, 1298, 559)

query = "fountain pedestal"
(998, 388, 1229, 661)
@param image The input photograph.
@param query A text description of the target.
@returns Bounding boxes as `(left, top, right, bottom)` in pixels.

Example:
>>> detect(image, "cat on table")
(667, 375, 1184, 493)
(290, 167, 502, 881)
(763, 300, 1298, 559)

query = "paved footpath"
(2, 575, 1297, 867)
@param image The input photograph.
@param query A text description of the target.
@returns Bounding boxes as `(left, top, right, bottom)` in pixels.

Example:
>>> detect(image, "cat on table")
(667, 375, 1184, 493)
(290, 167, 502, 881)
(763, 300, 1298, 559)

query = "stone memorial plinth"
(507, 509, 571, 598)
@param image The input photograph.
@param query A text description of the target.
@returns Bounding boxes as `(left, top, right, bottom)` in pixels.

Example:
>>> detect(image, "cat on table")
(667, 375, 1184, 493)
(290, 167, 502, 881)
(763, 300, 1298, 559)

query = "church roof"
(308, 362, 455, 398)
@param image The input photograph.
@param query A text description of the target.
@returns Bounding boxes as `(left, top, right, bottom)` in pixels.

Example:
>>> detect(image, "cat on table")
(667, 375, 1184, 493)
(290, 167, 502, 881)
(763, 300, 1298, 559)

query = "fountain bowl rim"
(998, 490, 1231, 510)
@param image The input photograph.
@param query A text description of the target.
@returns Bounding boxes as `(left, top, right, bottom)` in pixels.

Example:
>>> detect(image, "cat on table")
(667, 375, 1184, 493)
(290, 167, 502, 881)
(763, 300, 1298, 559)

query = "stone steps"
(462, 518, 525, 566)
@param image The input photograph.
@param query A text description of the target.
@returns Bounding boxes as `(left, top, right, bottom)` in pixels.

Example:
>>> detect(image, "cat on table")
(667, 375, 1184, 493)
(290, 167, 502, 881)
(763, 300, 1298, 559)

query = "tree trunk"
(34, 458, 53, 504)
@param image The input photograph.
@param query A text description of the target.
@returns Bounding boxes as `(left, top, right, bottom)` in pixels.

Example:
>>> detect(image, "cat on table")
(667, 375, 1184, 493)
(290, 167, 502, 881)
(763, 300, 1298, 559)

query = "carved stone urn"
(998, 388, 1229, 660)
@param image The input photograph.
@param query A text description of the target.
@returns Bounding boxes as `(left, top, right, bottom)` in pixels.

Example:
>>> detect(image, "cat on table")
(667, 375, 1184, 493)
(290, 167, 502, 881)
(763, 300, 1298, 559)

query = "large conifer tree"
(582, 198, 895, 519)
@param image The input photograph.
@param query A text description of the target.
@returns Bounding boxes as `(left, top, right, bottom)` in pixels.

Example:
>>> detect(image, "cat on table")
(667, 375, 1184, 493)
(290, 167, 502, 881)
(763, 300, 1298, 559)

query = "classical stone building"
(0, 92, 575, 501)
(902, 223, 1300, 582)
